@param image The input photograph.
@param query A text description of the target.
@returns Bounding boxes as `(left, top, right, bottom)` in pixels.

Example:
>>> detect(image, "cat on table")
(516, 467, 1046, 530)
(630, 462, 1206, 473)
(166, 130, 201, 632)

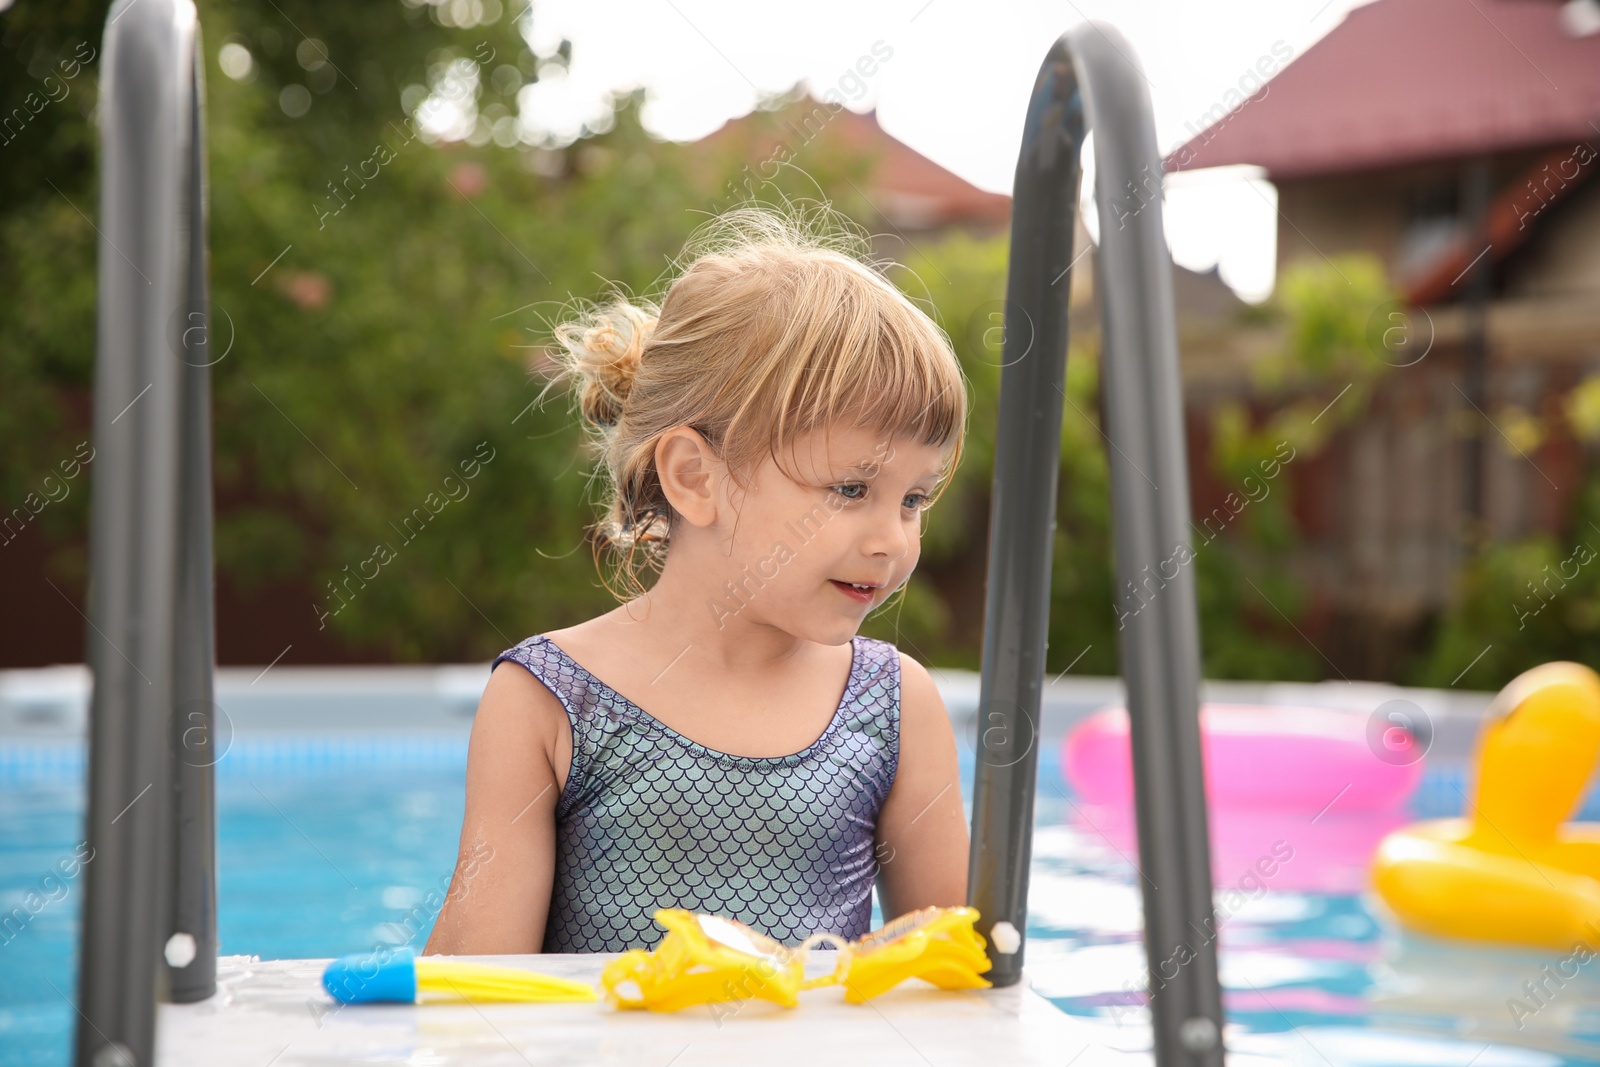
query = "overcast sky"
(514, 0, 1374, 302)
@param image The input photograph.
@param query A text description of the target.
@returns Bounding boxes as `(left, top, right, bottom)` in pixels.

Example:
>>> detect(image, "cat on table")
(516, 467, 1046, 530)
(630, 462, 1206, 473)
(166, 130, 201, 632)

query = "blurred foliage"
(0, 2, 109, 590)
(1235, 253, 1396, 458)
(1406, 477, 1600, 690)
(1239, 258, 1600, 691)
(1565, 375, 1600, 446)
(1407, 381, 1600, 690)
(1180, 255, 1397, 681)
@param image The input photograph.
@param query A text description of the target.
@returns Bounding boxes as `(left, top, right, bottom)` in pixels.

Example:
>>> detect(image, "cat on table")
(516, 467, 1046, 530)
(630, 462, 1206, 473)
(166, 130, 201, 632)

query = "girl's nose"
(862, 501, 912, 561)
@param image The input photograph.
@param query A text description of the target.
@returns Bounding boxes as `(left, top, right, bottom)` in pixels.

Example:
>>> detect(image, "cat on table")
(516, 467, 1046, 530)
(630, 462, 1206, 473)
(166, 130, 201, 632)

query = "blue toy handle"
(322, 945, 419, 1004)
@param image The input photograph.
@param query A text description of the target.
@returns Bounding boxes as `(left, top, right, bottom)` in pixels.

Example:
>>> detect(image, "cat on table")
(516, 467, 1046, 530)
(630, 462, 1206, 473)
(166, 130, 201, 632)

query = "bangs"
(826, 320, 966, 457)
(731, 250, 968, 483)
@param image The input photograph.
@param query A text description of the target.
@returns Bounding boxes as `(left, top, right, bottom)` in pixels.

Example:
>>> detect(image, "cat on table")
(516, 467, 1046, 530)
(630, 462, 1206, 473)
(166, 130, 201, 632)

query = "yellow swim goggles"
(600, 905, 993, 1012)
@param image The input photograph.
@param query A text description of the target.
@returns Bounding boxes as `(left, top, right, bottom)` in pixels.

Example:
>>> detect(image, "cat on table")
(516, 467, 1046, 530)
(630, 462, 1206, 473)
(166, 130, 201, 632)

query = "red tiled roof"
(823, 107, 1013, 229)
(699, 99, 1012, 230)
(1165, 0, 1600, 180)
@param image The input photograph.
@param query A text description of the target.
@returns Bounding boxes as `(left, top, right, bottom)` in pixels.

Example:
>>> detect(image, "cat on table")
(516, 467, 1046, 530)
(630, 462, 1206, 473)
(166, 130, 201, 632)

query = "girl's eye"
(831, 483, 867, 501)
(903, 493, 929, 511)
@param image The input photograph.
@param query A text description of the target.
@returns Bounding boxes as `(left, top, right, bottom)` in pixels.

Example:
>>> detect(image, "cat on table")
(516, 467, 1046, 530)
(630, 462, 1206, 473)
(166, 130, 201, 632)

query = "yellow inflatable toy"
(1372, 661, 1600, 949)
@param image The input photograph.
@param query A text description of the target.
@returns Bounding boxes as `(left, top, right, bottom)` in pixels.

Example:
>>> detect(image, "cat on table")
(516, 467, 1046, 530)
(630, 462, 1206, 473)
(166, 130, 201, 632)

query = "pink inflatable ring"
(1062, 703, 1423, 811)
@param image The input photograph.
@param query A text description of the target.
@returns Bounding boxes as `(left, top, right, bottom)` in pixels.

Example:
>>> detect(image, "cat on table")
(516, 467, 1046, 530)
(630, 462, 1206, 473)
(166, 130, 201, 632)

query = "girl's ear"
(655, 426, 723, 529)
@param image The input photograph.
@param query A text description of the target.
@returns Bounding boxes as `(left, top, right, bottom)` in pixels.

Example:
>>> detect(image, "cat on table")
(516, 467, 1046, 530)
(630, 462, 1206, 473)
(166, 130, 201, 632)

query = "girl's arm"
(423, 662, 570, 955)
(872, 652, 970, 919)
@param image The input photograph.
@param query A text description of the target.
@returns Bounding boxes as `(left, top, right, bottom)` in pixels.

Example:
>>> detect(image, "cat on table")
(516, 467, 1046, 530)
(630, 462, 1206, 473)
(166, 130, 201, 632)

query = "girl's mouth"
(829, 580, 876, 604)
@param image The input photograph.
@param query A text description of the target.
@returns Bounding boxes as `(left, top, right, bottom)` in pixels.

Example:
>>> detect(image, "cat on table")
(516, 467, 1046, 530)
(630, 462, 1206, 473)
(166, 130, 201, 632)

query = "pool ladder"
(968, 27, 1225, 1064)
(75, 3, 217, 1067)
(75, 4, 1224, 1065)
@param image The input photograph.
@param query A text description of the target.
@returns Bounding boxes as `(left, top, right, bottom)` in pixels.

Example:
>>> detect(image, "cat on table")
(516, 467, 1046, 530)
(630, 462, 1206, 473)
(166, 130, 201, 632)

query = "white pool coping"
(157, 952, 1150, 1066)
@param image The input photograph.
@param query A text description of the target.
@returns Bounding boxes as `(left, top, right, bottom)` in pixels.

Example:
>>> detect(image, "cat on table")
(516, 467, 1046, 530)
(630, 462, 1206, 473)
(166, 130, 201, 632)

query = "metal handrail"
(966, 24, 1225, 1066)
(76, 0, 217, 1063)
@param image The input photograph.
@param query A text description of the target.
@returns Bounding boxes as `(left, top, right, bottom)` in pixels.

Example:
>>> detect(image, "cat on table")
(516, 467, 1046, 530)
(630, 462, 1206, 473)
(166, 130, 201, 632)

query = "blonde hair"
(544, 206, 969, 601)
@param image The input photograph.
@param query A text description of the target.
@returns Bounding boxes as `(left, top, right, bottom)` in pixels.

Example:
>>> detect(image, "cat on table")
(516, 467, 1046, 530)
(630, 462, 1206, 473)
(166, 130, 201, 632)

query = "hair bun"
(559, 302, 658, 429)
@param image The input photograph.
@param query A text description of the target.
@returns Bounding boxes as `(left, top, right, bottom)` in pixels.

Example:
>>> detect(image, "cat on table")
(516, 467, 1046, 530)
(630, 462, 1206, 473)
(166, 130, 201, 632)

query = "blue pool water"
(3, 739, 1600, 1066)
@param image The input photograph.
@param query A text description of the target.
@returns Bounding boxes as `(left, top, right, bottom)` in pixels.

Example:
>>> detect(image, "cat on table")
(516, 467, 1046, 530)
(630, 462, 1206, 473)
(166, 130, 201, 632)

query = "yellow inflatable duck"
(1373, 661, 1600, 950)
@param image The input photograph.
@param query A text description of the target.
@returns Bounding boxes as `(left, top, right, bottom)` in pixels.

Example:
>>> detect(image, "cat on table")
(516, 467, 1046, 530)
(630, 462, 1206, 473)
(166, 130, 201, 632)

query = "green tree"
(1409, 381, 1600, 690)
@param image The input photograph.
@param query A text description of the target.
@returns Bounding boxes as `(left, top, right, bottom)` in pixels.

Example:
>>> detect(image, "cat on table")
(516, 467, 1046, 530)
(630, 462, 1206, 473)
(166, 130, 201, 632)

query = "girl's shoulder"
(489, 630, 555, 671)
(498, 614, 639, 678)
(487, 632, 572, 699)
(875, 643, 948, 730)
(487, 632, 591, 716)
(491, 620, 599, 671)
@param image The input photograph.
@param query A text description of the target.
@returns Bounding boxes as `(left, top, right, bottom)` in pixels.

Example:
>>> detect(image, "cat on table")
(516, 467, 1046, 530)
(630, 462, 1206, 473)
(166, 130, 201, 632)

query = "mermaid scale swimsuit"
(492, 633, 902, 952)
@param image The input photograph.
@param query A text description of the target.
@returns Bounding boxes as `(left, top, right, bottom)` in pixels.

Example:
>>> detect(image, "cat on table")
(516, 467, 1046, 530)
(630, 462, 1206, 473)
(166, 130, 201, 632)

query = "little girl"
(425, 209, 971, 954)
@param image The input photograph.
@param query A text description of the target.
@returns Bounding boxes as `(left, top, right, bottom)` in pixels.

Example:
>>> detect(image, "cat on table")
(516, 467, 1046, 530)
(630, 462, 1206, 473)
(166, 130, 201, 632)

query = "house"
(1164, 0, 1600, 678)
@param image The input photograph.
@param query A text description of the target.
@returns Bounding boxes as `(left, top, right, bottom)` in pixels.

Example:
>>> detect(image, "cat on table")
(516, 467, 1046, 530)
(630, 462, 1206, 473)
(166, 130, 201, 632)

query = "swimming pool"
(2, 666, 1597, 1066)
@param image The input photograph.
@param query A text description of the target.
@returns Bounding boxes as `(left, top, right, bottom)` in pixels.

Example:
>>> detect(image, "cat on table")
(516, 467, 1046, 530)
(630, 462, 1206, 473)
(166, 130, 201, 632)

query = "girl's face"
(708, 422, 949, 645)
